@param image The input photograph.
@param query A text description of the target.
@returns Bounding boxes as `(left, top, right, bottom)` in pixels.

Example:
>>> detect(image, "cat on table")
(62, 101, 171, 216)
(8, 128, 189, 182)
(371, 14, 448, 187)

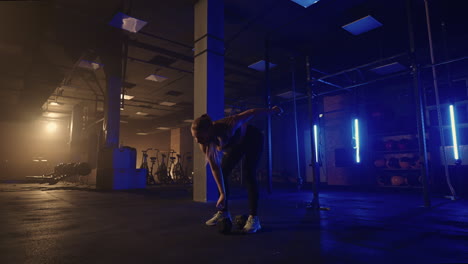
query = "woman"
(191, 106, 283, 233)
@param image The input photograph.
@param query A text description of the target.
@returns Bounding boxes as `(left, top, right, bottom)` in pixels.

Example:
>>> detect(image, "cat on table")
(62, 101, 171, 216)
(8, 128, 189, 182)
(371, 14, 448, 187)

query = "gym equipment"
(411, 157, 423, 169)
(156, 152, 171, 184)
(171, 152, 192, 184)
(217, 217, 232, 234)
(385, 140, 397, 151)
(399, 157, 412, 169)
(377, 175, 387, 186)
(75, 162, 92, 176)
(235, 215, 248, 230)
(62, 163, 75, 175)
(387, 157, 400, 168)
(55, 163, 65, 175)
(26, 162, 92, 185)
(397, 139, 412, 150)
(406, 174, 420, 186)
(391, 175, 406, 186)
(140, 148, 156, 185)
(374, 158, 387, 168)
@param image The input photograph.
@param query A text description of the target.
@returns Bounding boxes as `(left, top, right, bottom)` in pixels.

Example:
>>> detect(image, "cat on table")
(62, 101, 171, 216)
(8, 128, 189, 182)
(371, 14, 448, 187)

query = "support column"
(193, 0, 224, 202)
(69, 104, 84, 162)
(95, 22, 141, 190)
(103, 75, 121, 148)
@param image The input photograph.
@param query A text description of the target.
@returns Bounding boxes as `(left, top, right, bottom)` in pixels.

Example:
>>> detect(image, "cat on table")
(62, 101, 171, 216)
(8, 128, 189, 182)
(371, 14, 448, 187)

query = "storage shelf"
(379, 185, 423, 189)
(373, 149, 420, 154)
(369, 131, 416, 137)
(381, 168, 421, 171)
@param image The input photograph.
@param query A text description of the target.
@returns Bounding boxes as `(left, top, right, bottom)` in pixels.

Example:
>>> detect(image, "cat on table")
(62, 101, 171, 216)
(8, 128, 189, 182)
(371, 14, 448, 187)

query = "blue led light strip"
(313, 125, 319, 163)
(354, 119, 360, 163)
(449, 105, 459, 160)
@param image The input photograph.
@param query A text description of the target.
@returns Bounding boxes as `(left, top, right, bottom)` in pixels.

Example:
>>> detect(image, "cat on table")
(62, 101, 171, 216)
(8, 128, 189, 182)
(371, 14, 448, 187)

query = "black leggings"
(221, 125, 264, 216)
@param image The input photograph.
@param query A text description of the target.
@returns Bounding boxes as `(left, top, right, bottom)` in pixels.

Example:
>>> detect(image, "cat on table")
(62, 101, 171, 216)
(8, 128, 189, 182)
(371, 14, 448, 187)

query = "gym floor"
(0, 182, 467, 264)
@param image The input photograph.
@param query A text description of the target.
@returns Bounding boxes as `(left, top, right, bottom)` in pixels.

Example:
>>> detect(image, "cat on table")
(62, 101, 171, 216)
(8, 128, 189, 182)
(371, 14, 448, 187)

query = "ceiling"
(0, 0, 466, 133)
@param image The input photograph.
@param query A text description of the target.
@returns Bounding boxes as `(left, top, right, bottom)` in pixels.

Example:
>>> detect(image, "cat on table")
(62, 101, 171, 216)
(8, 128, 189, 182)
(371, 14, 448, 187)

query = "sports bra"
(212, 117, 242, 151)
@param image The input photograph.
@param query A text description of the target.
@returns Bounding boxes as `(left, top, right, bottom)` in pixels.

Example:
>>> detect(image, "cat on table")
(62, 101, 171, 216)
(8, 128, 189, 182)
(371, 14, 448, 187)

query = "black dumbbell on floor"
(235, 215, 248, 230)
(217, 217, 232, 234)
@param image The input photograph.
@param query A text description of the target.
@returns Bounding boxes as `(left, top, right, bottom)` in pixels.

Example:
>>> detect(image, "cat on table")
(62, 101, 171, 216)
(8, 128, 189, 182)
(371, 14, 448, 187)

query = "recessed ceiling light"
(49, 101, 64, 106)
(78, 60, 103, 70)
(159, 101, 176, 106)
(369, 62, 407, 75)
(43, 112, 68, 118)
(290, 0, 320, 8)
(136, 112, 149, 116)
(342, 15, 383, 36)
(276, 91, 304, 99)
(157, 127, 170, 130)
(248, 60, 277, 71)
(120, 107, 124, 111)
(121, 94, 134, 100)
(145, 74, 168, 82)
(136, 132, 149, 135)
(109, 12, 147, 33)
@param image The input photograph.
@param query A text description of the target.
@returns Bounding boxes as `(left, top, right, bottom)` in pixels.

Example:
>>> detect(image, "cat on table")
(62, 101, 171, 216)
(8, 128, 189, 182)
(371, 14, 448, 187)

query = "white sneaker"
(205, 211, 231, 226)
(242, 215, 261, 233)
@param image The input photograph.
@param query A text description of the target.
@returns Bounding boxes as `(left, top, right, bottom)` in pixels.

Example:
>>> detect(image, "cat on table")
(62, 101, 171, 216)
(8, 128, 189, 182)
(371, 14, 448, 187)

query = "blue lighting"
(290, 0, 320, 8)
(342, 15, 383, 36)
(449, 105, 459, 160)
(248, 60, 277, 71)
(353, 119, 360, 163)
(313, 125, 319, 163)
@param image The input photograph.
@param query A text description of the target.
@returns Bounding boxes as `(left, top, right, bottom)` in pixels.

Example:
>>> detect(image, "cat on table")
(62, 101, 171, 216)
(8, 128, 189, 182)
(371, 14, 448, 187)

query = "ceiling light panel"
(145, 74, 168, 82)
(159, 101, 176, 106)
(109, 12, 147, 33)
(290, 0, 320, 8)
(78, 60, 103, 70)
(369, 62, 407, 75)
(276, 91, 304, 99)
(248, 60, 277, 71)
(342, 15, 383, 36)
(121, 95, 134, 100)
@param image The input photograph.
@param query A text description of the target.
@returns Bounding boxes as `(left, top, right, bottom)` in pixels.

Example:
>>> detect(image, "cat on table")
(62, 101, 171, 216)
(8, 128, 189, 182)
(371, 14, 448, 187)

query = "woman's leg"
(243, 126, 264, 216)
(220, 147, 244, 212)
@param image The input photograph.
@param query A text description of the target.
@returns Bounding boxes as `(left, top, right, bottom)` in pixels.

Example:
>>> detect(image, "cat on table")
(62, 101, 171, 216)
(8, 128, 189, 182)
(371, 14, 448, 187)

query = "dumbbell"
(217, 217, 232, 234)
(75, 162, 91, 176)
(235, 214, 248, 230)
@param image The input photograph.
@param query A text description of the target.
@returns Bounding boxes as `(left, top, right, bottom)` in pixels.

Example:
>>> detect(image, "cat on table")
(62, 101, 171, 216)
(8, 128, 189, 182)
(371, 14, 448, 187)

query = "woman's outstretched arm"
(230, 106, 283, 131)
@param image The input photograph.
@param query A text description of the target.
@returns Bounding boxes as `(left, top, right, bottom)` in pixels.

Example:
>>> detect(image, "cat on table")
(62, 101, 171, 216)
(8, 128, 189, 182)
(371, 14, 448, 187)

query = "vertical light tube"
(449, 105, 459, 160)
(354, 119, 360, 163)
(313, 125, 319, 163)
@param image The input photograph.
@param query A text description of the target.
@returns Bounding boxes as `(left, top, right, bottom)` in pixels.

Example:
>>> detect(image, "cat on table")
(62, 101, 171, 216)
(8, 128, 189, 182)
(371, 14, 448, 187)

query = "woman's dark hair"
(192, 114, 222, 164)
(192, 114, 213, 132)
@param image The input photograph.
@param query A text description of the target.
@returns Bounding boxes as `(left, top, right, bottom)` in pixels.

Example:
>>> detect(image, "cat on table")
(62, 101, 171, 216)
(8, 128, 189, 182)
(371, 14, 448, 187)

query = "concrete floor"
(0, 182, 467, 264)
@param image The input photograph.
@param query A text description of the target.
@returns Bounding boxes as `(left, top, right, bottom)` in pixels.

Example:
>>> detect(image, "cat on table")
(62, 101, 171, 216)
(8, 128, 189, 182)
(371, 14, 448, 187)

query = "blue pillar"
(103, 75, 121, 148)
(193, 0, 224, 202)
